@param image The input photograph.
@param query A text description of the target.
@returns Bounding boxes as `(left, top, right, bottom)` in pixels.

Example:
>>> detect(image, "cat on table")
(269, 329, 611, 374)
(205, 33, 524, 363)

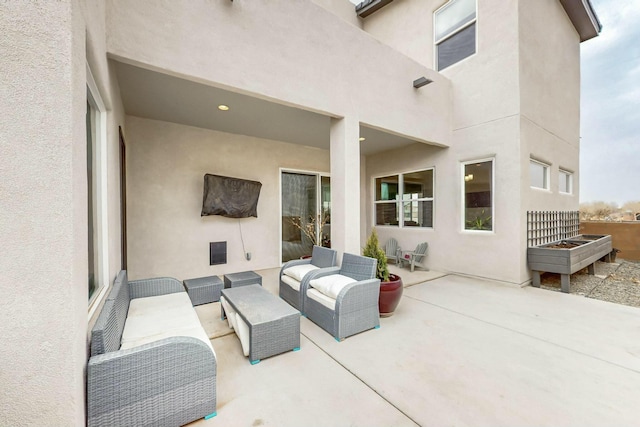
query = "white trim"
(529, 158, 550, 190)
(461, 157, 494, 233)
(559, 169, 573, 194)
(86, 63, 109, 320)
(372, 168, 435, 229)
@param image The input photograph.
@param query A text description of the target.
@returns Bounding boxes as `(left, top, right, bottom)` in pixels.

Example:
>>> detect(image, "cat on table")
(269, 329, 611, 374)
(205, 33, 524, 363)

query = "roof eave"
(559, 0, 602, 42)
(355, 0, 394, 18)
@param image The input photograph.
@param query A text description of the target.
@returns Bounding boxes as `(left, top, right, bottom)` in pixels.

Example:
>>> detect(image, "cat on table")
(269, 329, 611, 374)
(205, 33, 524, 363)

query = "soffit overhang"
(355, 0, 394, 18)
(559, 0, 602, 42)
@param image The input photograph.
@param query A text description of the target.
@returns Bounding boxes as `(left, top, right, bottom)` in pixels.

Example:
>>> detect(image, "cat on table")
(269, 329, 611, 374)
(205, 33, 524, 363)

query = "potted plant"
(362, 229, 403, 317)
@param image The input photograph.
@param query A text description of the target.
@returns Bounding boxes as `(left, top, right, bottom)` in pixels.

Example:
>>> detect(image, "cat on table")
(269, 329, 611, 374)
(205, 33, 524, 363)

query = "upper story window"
(375, 169, 434, 228)
(434, 0, 477, 71)
(559, 169, 573, 194)
(530, 159, 550, 190)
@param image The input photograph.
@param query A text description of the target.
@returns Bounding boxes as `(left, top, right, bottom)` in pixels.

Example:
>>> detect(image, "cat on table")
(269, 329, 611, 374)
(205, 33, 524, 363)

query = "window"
(87, 64, 108, 315)
(463, 160, 493, 231)
(435, 0, 477, 71)
(375, 169, 434, 228)
(559, 170, 573, 194)
(530, 159, 549, 190)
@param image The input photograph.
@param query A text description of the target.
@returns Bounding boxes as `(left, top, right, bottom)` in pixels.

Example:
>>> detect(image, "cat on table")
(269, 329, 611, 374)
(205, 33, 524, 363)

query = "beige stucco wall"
(0, 2, 85, 424)
(363, 0, 526, 284)
(520, 0, 581, 213)
(1, 0, 125, 424)
(125, 116, 330, 280)
(366, 115, 523, 284)
(361, 0, 436, 69)
(312, 0, 363, 28)
(106, 0, 451, 147)
(362, 0, 582, 284)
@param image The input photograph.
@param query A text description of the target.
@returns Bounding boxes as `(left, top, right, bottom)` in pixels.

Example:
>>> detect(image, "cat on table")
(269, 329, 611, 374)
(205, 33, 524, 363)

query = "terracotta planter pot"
(379, 273, 403, 317)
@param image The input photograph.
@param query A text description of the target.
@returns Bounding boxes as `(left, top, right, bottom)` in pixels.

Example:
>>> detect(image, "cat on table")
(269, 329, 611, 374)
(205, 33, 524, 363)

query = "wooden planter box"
(527, 235, 612, 293)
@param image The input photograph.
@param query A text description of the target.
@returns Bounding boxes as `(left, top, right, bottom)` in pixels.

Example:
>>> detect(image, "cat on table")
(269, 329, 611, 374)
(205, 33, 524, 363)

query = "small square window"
(559, 170, 573, 194)
(530, 160, 549, 190)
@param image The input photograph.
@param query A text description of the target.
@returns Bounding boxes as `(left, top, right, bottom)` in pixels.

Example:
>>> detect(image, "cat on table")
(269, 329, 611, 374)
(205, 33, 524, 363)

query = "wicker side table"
(183, 275, 223, 305)
(224, 271, 262, 288)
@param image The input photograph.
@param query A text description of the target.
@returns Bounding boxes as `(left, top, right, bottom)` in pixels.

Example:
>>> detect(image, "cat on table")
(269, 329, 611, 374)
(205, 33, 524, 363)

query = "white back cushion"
(283, 264, 319, 282)
(309, 274, 356, 300)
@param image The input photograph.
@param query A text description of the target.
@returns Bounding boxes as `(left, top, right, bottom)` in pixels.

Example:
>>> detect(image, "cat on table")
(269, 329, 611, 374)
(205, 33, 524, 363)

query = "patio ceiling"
(113, 61, 423, 156)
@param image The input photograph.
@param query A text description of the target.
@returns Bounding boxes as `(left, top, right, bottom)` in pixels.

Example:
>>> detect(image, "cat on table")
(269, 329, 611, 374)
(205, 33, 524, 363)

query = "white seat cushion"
(127, 292, 194, 319)
(283, 264, 319, 282)
(121, 292, 215, 355)
(220, 296, 236, 329)
(235, 313, 250, 357)
(281, 274, 302, 292)
(221, 297, 251, 357)
(307, 288, 336, 309)
(309, 274, 356, 300)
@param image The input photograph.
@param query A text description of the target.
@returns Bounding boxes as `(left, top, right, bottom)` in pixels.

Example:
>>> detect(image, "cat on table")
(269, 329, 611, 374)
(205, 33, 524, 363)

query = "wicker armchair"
(304, 253, 380, 341)
(279, 245, 338, 313)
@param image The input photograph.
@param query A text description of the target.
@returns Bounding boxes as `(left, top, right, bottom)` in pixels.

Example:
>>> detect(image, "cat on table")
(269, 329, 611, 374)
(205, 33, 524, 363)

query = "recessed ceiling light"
(359, 137, 366, 142)
(218, 104, 230, 111)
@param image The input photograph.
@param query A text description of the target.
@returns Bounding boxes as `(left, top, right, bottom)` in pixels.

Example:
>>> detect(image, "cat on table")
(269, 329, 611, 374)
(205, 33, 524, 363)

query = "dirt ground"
(539, 259, 640, 308)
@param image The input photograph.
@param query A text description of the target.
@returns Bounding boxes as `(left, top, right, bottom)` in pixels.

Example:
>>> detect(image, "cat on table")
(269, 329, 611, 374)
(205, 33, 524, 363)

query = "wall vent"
(209, 241, 227, 265)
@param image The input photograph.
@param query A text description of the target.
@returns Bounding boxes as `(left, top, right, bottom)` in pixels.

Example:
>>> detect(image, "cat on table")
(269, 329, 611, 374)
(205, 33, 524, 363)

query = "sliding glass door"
(281, 171, 330, 263)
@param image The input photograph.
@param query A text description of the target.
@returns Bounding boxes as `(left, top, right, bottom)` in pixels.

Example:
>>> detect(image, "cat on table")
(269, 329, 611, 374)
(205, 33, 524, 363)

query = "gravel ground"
(540, 259, 640, 308)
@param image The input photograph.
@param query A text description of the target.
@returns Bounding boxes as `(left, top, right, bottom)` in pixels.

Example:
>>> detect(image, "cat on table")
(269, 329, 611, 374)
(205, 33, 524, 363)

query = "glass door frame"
(279, 168, 331, 264)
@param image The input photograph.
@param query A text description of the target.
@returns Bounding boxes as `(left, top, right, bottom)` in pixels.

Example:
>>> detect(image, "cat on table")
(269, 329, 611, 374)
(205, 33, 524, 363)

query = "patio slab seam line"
(300, 329, 421, 427)
(403, 294, 640, 376)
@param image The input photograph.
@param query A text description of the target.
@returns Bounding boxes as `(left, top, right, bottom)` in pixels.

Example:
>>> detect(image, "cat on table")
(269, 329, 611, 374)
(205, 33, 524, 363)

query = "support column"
(330, 116, 361, 256)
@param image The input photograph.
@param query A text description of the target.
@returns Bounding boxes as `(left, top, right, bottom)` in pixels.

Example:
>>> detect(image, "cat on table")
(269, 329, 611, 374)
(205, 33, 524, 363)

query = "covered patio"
(189, 267, 640, 426)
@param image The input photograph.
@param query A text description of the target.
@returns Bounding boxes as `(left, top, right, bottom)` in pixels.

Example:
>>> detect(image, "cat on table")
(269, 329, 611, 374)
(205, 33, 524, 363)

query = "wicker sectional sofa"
(87, 270, 217, 427)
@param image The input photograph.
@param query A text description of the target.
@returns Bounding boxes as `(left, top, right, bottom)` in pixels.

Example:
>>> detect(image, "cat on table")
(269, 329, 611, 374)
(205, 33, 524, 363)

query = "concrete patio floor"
(189, 266, 640, 427)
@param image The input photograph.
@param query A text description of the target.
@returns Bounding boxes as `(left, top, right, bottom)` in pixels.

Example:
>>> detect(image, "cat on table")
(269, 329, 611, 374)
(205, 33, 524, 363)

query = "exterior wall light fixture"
(413, 77, 433, 88)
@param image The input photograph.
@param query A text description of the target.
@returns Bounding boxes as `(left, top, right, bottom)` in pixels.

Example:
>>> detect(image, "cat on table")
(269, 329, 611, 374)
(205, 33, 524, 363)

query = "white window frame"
(434, 0, 478, 71)
(461, 158, 494, 233)
(559, 169, 573, 194)
(373, 168, 435, 229)
(530, 158, 550, 191)
(87, 63, 110, 320)
(279, 168, 331, 266)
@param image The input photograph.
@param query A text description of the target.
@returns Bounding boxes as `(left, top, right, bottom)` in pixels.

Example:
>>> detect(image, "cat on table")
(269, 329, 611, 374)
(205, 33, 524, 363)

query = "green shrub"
(362, 229, 389, 282)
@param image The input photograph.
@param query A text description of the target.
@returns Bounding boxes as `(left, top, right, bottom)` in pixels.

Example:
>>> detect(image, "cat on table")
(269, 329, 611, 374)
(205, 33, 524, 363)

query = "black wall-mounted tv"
(201, 174, 262, 218)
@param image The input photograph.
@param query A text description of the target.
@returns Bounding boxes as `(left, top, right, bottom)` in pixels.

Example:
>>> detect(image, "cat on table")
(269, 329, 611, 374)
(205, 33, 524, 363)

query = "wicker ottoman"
(183, 275, 223, 305)
(224, 271, 262, 288)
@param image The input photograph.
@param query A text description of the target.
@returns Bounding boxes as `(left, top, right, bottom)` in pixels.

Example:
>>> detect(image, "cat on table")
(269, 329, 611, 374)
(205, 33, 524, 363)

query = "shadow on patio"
(190, 267, 640, 426)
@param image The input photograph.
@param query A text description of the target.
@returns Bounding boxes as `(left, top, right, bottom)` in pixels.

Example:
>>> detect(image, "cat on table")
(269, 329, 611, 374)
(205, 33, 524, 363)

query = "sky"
(579, 0, 640, 206)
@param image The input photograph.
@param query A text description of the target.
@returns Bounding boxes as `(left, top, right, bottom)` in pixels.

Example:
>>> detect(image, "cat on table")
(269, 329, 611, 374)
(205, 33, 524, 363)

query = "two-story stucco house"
(1, 0, 600, 424)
